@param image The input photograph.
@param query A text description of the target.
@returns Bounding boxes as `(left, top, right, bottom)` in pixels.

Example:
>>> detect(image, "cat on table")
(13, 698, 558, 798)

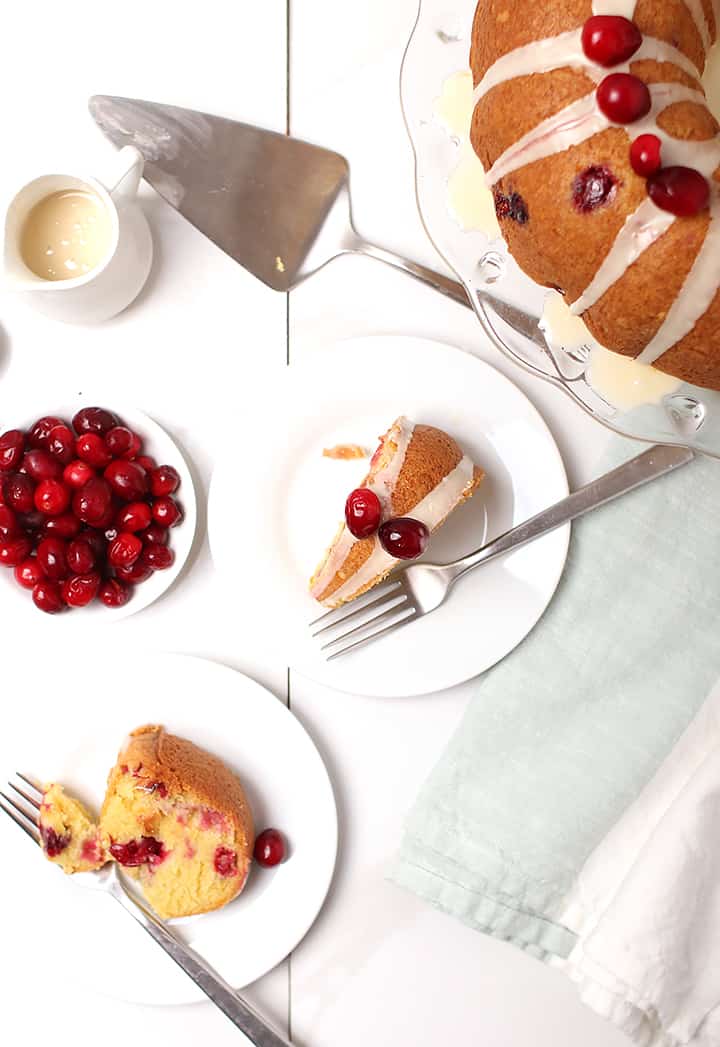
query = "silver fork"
(311, 443, 695, 660)
(0, 775, 292, 1047)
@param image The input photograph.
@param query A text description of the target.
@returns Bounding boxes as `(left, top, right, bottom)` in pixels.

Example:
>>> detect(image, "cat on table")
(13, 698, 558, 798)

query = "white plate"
(0, 654, 337, 1006)
(0, 400, 197, 620)
(209, 336, 569, 697)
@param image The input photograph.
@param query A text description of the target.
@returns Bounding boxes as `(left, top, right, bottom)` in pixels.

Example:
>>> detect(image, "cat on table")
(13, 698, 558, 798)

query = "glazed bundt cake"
(39, 783, 107, 874)
(310, 417, 484, 608)
(101, 725, 254, 919)
(470, 0, 720, 389)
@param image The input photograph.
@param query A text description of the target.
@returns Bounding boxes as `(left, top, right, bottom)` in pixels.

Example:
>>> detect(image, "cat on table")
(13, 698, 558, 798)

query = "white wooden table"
(0, 2, 627, 1044)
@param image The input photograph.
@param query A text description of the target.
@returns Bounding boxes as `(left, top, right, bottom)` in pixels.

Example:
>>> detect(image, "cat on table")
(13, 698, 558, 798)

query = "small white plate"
(209, 336, 569, 697)
(0, 400, 197, 620)
(0, 654, 337, 1006)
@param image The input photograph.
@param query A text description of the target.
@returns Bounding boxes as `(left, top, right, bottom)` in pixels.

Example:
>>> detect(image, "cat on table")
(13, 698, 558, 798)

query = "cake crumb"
(275, 256, 286, 273)
(323, 444, 369, 461)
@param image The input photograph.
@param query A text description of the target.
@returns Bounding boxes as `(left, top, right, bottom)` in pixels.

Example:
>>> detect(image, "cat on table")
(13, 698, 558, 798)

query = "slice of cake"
(310, 417, 484, 609)
(39, 783, 108, 874)
(100, 725, 254, 919)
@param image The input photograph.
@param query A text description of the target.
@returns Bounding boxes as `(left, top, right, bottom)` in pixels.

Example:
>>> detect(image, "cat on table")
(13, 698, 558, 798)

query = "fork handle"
(449, 444, 695, 584)
(112, 884, 292, 1046)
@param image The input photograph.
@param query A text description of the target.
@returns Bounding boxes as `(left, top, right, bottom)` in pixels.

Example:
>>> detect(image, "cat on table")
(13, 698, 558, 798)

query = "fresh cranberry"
(140, 523, 168, 546)
(596, 73, 651, 124)
(14, 558, 45, 590)
(46, 424, 75, 465)
(29, 417, 63, 449)
(72, 407, 119, 437)
(76, 433, 112, 469)
(136, 455, 157, 472)
(647, 166, 710, 217)
(572, 165, 619, 212)
(0, 430, 26, 471)
(43, 512, 81, 539)
(63, 459, 95, 489)
(105, 426, 134, 457)
(582, 15, 642, 67)
(108, 532, 142, 568)
(73, 477, 112, 526)
(116, 501, 152, 533)
(23, 449, 62, 482)
(98, 578, 131, 608)
(0, 505, 19, 539)
(33, 579, 64, 614)
(0, 536, 33, 568)
(81, 529, 107, 560)
(109, 836, 166, 867)
(345, 488, 382, 539)
(92, 502, 118, 530)
(3, 473, 35, 514)
(34, 479, 71, 516)
(40, 825, 71, 856)
(104, 460, 148, 501)
(62, 572, 101, 607)
(19, 511, 45, 535)
(493, 189, 529, 224)
(67, 538, 96, 574)
(378, 518, 429, 560)
(115, 560, 154, 584)
(150, 465, 180, 497)
(141, 543, 174, 570)
(630, 134, 662, 177)
(36, 537, 68, 580)
(122, 432, 143, 460)
(214, 847, 239, 877)
(152, 497, 182, 528)
(254, 829, 286, 867)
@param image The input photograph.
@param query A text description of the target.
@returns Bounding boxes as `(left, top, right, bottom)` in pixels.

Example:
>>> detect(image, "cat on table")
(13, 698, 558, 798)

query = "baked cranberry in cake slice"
(100, 725, 254, 919)
(310, 416, 484, 609)
(38, 783, 108, 874)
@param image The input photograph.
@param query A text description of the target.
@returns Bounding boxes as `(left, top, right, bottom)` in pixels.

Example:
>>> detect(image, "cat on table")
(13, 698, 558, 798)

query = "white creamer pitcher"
(4, 145, 153, 323)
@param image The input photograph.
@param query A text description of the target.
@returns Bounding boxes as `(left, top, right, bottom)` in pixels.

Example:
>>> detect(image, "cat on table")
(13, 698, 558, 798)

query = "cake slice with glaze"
(310, 417, 484, 609)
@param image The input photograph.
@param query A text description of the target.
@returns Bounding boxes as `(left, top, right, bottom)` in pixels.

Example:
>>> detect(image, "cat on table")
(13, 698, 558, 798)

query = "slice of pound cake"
(101, 725, 254, 919)
(39, 783, 108, 874)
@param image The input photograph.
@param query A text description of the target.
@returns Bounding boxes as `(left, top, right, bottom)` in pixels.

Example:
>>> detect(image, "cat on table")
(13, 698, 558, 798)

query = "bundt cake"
(100, 725, 254, 919)
(310, 417, 484, 608)
(470, 1, 720, 389)
(39, 783, 107, 874)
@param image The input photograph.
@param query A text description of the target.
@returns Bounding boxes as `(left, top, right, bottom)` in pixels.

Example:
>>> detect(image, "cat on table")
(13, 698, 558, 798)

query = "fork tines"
(310, 579, 417, 660)
(0, 773, 43, 845)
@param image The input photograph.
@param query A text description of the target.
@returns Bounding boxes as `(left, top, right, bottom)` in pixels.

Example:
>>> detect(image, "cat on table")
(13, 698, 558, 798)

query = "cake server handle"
(111, 873, 292, 1046)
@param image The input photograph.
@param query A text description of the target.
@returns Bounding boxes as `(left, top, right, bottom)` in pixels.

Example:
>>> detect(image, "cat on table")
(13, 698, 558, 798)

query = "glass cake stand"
(400, 0, 720, 457)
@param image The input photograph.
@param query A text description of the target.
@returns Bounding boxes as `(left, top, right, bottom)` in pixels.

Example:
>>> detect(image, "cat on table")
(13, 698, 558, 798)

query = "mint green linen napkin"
(392, 439, 720, 960)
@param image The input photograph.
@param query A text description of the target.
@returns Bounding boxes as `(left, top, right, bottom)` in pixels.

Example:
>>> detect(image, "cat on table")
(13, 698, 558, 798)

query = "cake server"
(87, 95, 545, 344)
(311, 443, 695, 659)
(0, 773, 292, 1047)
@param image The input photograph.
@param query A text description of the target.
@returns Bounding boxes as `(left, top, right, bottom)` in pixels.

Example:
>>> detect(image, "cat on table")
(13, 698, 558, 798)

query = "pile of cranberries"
(345, 487, 429, 560)
(0, 407, 183, 614)
(581, 15, 710, 217)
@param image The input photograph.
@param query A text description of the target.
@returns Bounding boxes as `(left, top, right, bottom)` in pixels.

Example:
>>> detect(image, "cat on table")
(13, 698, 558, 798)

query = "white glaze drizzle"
(321, 456, 475, 607)
(684, 0, 713, 52)
(636, 194, 720, 363)
(592, 0, 638, 14)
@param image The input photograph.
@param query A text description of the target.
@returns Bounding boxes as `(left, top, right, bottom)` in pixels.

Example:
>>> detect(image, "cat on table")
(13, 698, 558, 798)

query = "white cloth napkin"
(557, 681, 720, 1046)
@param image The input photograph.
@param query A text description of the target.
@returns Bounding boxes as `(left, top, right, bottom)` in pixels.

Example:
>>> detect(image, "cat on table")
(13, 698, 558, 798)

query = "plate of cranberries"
(0, 403, 197, 619)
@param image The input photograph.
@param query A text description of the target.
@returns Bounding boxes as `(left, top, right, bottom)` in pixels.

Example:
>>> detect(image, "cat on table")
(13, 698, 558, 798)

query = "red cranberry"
(115, 560, 154, 584)
(67, 538, 96, 574)
(109, 836, 166, 866)
(76, 433, 112, 469)
(81, 529, 107, 560)
(378, 517, 429, 560)
(105, 426, 134, 457)
(34, 479, 71, 516)
(19, 510, 44, 534)
(33, 579, 64, 614)
(63, 459, 95, 489)
(141, 543, 174, 570)
(630, 134, 662, 177)
(140, 523, 168, 546)
(23, 449, 62, 482)
(647, 166, 710, 216)
(254, 828, 286, 867)
(46, 425, 75, 465)
(0, 430, 26, 471)
(136, 455, 157, 472)
(572, 165, 619, 212)
(116, 501, 152, 533)
(0, 535, 33, 567)
(62, 572, 101, 607)
(152, 497, 182, 528)
(29, 417, 63, 449)
(37, 537, 68, 580)
(4, 474, 35, 514)
(493, 189, 529, 224)
(108, 532, 142, 569)
(72, 407, 119, 437)
(99, 578, 131, 608)
(14, 558, 45, 590)
(122, 432, 143, 460)
(73, 477, 112, 525)
(104, 460, 148, 501)
(150, 465, 180, 497)
(596, 73, 651, 124)
(40, 825, 71, 856)
(582, 15, 642, 67)
(0, 505, 19, 539)
(345, 488, 382, 539)
(214, 847, 239, 878)
(43, 512, 81, 539)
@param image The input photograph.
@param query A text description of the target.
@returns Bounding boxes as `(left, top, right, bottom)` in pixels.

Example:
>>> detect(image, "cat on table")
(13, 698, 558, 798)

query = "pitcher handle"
(102, 145, 144, 201)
